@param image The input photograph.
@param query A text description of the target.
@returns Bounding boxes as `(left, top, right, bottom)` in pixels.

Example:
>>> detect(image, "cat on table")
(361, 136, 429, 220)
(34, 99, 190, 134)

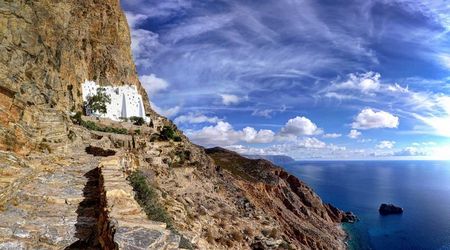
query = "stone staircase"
(98, 157, 180, 249)
(0, 151, 101, 249)
(36, 108, 69, 145)
(0, 152, 32, 209)
(0, 149, 182, 249)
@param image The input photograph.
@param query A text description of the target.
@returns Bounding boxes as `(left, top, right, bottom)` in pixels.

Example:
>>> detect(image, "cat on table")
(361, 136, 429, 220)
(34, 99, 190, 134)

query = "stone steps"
(0, 153, 101, 249)
(0, 150, 184, 249)
(35, 109, 69, 143)
(99, 156, 182, 249)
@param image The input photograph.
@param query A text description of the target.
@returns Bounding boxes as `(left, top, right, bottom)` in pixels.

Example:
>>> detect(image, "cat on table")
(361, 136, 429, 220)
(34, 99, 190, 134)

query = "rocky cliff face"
(206, 148, 351, 249)
(0, 1, 352, 249)
(0, 0, 150, 154)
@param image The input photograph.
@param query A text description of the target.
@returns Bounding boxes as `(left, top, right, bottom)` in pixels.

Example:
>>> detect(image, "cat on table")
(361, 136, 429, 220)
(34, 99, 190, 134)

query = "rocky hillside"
(0, 0, 354, 249)
(206, 148, 355, 248)
(245, 154, 296, 165)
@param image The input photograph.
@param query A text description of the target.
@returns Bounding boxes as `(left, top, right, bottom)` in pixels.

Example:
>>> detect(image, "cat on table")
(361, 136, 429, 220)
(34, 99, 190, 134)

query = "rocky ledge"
(379, 203, 403, 215)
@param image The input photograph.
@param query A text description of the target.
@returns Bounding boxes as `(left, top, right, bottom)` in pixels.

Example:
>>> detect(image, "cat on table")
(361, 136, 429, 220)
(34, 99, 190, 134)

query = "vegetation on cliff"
(128, 170, 174, 229)
(84, 87, 111, 115)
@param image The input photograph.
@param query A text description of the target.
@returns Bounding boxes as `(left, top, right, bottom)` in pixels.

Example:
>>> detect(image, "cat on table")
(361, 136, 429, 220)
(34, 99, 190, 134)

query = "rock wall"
(0, 0, 152, 154)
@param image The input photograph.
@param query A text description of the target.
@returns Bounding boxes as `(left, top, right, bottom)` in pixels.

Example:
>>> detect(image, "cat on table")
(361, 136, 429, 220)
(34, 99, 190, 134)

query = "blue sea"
(282, 161, 450, 250)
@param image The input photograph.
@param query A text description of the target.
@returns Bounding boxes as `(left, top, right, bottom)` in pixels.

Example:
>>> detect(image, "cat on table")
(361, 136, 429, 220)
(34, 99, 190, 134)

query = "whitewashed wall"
(82, 80, 149, 122)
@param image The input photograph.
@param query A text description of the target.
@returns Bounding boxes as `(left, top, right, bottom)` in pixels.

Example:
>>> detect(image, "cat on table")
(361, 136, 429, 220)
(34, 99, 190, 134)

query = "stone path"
(0, 152, 101, 249)
(99, 157, 180, 250)
(0, 150, 182, 249)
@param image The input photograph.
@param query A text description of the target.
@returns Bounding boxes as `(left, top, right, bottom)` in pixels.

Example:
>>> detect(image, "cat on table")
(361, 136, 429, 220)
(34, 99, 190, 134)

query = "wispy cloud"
(122, 0, 450, 159)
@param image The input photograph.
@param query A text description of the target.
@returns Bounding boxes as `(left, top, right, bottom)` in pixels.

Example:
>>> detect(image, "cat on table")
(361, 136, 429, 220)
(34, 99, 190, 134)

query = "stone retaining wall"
(97, 155, 180, 249)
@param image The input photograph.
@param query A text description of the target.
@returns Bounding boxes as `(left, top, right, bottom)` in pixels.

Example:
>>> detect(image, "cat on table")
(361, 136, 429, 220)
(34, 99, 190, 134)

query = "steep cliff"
(0, 1, 353, 249)
(206, 148, 353, 249)
(0, 0, 151, 154)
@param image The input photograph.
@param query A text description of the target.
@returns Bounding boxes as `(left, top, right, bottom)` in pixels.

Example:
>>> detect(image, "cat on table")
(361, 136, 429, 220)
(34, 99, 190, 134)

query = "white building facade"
(82, 80, 149, 122)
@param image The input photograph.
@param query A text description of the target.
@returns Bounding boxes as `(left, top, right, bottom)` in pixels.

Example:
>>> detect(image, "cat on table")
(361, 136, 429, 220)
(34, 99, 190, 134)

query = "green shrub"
(85, 87, 111, 115)
(176, 150, 191, 163)
(130, 116, 145, 126)
(70, 112, 82, 125)
(70, 113, 128, 135)
(160, 126, 175, 140)
(68, 130, 77, 141)
(127, 171, 174, 229)
(179, 236, 194, 250)
(160, 126, 182, 141)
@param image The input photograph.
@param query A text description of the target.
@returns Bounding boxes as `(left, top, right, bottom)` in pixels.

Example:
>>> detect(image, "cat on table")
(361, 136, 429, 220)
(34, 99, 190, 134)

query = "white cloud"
(122, 0, 192, 19)
(185, 115, 324, 147)
(242, 127, 275, 143)
(439, 54, 450, 70)
(150, 101, 180, 118)
(322, 72, 410, 102)
(348, 129, 362, 139)
(251, 105, 286, 118)
(140, 74, 169, 96)
(376, 140, 396, 149)
(352, 108, 399, 129)
(220, 94, 241, 105)
(125, 11, 148, 28)
(186, 121, 275, 146)
(386, 83, 409, 93)
(296, 137, 327, 148)
(413, 96, 450, 137)
(186, 121, 240, 146)
(251, 109, 274, 118)
(130, 28, 161, 67)
(280, 116, 321, 136)
(174, 113, 221, 124)
(165, 14, 234, 43)
(323, 92, 354, 100)
(331, 71, 381, 94)
(394, 147, 427, 156)
(323, 133, 342, 138)
(225, 137, 347, 159)
(412, 141, 436, 146)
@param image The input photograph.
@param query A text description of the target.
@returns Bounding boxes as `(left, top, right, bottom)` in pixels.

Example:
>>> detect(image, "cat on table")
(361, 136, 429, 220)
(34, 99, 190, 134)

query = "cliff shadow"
(66, 167, 101, 250)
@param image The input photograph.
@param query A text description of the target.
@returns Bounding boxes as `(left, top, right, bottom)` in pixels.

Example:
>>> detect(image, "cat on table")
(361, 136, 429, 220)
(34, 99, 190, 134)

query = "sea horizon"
(292, 159, 450, 162)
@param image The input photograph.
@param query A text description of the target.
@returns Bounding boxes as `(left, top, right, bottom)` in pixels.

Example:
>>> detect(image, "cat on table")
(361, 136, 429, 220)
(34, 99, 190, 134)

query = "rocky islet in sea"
(379, 203, 404, 215)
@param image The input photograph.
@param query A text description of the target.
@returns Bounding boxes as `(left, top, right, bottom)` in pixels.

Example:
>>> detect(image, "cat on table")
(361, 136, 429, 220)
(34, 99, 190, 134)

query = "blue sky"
(121, 0, 450, 160)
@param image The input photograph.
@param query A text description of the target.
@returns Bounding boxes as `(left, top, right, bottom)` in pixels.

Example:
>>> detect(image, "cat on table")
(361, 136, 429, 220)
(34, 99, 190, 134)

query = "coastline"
(342, 221, 371, 250)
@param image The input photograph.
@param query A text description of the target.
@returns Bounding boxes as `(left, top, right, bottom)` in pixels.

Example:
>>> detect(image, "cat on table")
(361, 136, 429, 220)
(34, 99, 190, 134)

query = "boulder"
(341, 211, 358, 223)
(379, 203, 403, 215)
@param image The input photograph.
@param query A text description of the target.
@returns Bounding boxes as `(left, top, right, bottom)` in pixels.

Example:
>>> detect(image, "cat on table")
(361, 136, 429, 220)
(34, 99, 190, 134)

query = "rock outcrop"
(379, 203, 403, 215)
(0, 0, 353, 249)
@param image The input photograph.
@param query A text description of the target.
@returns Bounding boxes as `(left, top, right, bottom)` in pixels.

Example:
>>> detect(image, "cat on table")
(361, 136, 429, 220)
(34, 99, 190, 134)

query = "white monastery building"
(82, 80, 149, 122)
